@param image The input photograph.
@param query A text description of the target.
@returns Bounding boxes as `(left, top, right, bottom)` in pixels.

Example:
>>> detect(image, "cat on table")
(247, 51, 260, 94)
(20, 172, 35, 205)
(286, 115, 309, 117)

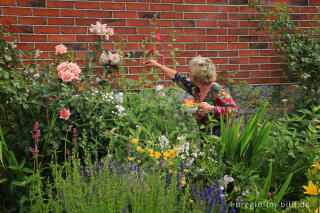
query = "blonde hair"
(189, 56, 216, 84)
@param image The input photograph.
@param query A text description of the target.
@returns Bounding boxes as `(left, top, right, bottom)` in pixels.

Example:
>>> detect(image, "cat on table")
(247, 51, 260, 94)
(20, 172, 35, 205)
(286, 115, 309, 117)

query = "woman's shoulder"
(210, 82, 221, 93)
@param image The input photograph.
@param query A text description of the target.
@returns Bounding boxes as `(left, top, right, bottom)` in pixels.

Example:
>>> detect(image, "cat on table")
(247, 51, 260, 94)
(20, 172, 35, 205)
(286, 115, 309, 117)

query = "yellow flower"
(128, 157, 134, 161)
(316, 125, 320, 129)
(311, 161, 320, 170)
(164, 156, 168, 161)
(136, 146, 144, 152)
(137, 160, 141, 163)
(173, 148, 179, 152)
(131, 138, 138, 144)
(147, 140, 152, 144)
(303, 181, 319, 195)
(156, 161, 160, 165)
(147, 149, 154, 154)
(184, 169, 189, 173)
(154, 152, 161, 159)
(181, 176, 186, 186)
(163, 151, 170, 158)
(169, 149, 176, 159)
(315, 207, 320, 213)
(189, 199, 194, 203)
(169, 161, 173, 165)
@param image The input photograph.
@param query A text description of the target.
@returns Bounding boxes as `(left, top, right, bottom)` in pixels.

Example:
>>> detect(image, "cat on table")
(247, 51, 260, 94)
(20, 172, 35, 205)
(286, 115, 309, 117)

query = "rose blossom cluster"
(89, 21, 114, 40)
(57, 62, 81, 82)
(55, 44, 67, 55)
(100, 52, 121, 66)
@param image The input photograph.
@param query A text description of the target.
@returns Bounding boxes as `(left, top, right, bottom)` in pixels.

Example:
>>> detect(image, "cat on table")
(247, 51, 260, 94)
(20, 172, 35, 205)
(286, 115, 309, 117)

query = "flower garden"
(0, 4, 320, 213)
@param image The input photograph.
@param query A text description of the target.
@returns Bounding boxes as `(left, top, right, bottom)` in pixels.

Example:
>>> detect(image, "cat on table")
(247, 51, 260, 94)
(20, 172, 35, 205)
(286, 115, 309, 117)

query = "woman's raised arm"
(145, 59, 177, 79)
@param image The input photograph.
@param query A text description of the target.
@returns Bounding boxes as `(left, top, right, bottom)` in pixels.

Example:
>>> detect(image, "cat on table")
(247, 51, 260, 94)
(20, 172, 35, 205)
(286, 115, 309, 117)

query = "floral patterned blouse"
(173, 72, 239, 133)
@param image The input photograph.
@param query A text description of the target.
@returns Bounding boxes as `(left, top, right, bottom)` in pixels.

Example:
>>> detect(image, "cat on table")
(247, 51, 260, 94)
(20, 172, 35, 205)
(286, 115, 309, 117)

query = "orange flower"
(60, 108, 70, 120)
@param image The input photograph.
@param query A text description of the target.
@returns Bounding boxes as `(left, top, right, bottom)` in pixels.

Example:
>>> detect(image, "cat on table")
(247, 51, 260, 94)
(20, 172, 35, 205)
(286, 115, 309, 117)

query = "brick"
(61, 27, 87, 34)
(250, 57, 269, 63)
(174, 20, 195, 27)
(101, 19, 126, 26)
(207, 28, 227, 35)
(290, 0, 308, 5)
(251, 71, 270, 77)
(197, 21, 217, 27)
(240, 64, 259, 70)
(207, 13, 227, 20)
(218, 36, 238, 42)
(207, 43, 228, 50)
(229, 14, 249, 20)
(34, 26, 60, 34)
(127, 35, 147, 42)
(249, 43, 268, 49)
(126, 3, 149, 10)
(47, 1, 74, 8)
(127, 20, 150, 26)
(161, 12, 183, 19)
(101, 3, 125, 10)
(0, 17, 17, 24)
(185, 28, 206, 35)
(197, 5, 219, 12)
(47, 18, 74, 26)
(234, 71, 249, 78)
(218, 21, 239, 27)
(261, 64, 279, 70)
(271, 71, 284, 77)
(229, 58, 248, 64)
(186, 43, 206, 50)
(48, 35, 76, 42)
(75, 2, 100, 9)
(76, 35, 97, 42)
(309, 0, 320, 6)
(184, 13, 207, 19)
(33, 9, 59, 16)
(20, 35, 47, 42)
(174, 4, 196, 12)
(242, 79, 260, 84)
(249, 28, 269, 35)
(219, 6, 239, 12)
(219, 65, 239, 71)
(65, 43, 88, 51)
(3, 8, 32, 15)
(219, 51, 239, 57)
(116, 27, 137, 34)
(259, 78, 279, 84)
(239, 6, 256, 13)
(197, 36, 217, 42)
(239, 50, 259, 56)
(138, 12, 159, 19)
(17, 0, 45, 7)
(162, 0, 183, 3)
(228, 29, 248, 35)
(76, 18, 99, 26)
(1, 0, 16, 6)
(9, 25, 33, 33)
(156, 20, 173, 27)
(150, 4, 173, 11)
(114, 11, 137, 18)
(18, 17, 47, 25)
(35, 43, 55, 50)
(229, 0, 248, 5)
(61, 9, 87, 18)
(18, 43, 34, 50)
(207, 0, 228, 3)
(228, 43, 248, 49)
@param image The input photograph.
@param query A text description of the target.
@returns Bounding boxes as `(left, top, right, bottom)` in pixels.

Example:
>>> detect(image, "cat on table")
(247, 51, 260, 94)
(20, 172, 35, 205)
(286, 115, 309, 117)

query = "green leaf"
(273, 173, 293, 205)
(0, 179, 8, 184)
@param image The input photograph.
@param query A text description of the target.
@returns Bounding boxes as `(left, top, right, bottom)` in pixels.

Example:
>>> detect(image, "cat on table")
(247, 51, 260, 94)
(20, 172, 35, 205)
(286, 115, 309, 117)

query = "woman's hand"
(198, 102, 213, 114)
(145, 59, 160, 68)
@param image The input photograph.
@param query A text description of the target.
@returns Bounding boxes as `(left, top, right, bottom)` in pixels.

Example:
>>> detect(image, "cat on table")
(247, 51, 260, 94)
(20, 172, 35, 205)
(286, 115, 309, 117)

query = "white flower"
(35, 49, 41, 58)
(116, 105, 125, 113)
(158, 135, 169, 152)
(34, 74, 40, 78)
(136, 124, 140, 128)
(156, 84, 163, 91)
(234, 186, 239, 192)
(222, 175, 234, 186)
(180, 155, 186, 160)
(107, 52, 121, 65)
(177, 135, 186, 141)
(89, 21, 114, 40)
(242, 189, 250, 196)
(115, 92, 123, 103)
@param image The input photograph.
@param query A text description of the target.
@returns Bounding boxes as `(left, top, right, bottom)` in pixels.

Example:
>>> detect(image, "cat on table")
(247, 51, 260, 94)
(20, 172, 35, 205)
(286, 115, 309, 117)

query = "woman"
(145, 56, 239, 136)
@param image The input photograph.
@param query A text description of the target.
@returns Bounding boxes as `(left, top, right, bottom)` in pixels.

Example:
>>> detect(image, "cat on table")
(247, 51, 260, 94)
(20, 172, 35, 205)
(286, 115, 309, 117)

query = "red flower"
(146, 84, 152, 88)
(60, 108, 71, 120)
(158, 54, 164, 59)
(150, 48, 155, 54)
(156, 32, 161, 41)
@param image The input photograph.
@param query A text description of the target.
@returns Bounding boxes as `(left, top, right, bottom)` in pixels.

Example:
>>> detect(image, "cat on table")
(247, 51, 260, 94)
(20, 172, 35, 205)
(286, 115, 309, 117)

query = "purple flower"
(29, 146, 39, 156)
(30, 122, 41, 142)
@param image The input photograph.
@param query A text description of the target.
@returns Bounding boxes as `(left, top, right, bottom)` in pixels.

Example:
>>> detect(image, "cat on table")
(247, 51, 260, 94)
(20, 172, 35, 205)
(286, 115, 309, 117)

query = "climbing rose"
(55, 44, 67, 55)
(89, 21, 114, 40)
(156, 32, 161, 41)
(60, 109, 71, 120)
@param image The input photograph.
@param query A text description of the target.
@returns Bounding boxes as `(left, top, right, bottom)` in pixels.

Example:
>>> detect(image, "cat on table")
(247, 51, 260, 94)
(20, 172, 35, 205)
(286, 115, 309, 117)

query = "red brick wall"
(1, 0, 319, 85)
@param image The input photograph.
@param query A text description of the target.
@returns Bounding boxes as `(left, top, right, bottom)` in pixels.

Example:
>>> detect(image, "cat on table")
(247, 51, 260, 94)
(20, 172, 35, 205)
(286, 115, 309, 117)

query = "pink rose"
(156, 32, 161, 41)
(60, 108, 71, 120)
(158, 54, 164, 59)
(55, 44, 67, 55)
(60, 71, 73, 82)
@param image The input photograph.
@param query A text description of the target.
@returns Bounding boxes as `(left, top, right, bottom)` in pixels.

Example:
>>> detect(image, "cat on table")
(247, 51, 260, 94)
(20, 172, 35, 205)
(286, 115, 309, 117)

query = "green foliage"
(249, 0, 320, 107)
